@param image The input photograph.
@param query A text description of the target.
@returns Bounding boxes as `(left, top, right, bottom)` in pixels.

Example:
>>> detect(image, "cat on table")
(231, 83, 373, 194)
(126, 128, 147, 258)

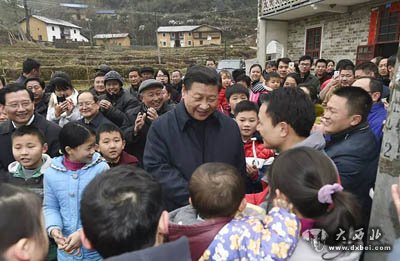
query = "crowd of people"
(0, 53, 398, 260)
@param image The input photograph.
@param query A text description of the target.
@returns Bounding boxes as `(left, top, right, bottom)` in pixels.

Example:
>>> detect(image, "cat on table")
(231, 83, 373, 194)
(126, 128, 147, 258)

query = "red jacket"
(217, 87, 229, 114)
(243, 139, 274, 159)
(108, 151, 139, 168)
(168, 205, 231, 260)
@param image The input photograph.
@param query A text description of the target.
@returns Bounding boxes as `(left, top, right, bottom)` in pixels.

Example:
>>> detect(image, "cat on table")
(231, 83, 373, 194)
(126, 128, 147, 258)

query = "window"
(305, 27, 322, 59)
(200, 40, 203, 45)
(52, 26, 55, 31)
(188, 32, 192, 36)
(38, 35, 42, 41)
(162, 33, 166, 37)
(188, 40, 192, 45)
(52, 36, 56, 41)
(356, 45, 375, 64)
(377, 7, 400, 43)
(163, 41, 166, 46)
(74, 30, 77, 34)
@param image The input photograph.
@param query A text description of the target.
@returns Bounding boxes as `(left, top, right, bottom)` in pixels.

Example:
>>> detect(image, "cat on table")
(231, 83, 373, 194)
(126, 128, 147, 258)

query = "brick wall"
(286, 4, 372, 63)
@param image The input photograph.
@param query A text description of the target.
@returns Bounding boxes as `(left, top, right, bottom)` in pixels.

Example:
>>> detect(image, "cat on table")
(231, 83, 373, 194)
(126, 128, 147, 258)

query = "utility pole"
(155, 12, 161, 64)
(364, 41, 400, 260)
(23, 0, 31, 41)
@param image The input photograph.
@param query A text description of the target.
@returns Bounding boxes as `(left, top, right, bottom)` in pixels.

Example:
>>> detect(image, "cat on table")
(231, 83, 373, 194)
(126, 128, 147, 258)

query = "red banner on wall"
(368, 9, 379, 45)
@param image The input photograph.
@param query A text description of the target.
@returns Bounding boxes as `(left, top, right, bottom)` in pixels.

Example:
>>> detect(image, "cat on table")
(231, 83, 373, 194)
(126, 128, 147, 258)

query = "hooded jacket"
(43, 152, 109, 261)
(99, 89, 139, 127)
(7, 154, 52, 198)
(168, 205, 231, 260)
(200, 207, 300, 261)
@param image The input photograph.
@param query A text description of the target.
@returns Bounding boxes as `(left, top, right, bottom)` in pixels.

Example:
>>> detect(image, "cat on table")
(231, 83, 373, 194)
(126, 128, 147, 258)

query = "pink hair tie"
(318, 183, 343, 204)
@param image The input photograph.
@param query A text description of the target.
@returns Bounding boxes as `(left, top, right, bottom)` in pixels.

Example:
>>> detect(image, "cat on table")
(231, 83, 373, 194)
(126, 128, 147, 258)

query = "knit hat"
(95, 64, 112, 74)
(138, 79, 163, 94)
(104, 71, 124, 86)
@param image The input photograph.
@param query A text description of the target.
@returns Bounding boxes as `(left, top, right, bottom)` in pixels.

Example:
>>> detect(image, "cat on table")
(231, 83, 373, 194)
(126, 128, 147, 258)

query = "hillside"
(1, 0, 258, 45)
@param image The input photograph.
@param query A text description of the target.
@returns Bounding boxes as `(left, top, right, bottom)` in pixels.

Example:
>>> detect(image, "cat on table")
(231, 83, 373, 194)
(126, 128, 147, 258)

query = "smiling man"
(123, 79, 174, 162)
(0, 84, 60, 179)
(143, 66, 247, 211)
(323, 87, 379, 227)
(77, 91, 115, 133)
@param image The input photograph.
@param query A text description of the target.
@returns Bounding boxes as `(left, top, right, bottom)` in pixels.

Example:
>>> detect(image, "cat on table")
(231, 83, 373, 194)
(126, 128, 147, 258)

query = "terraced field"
(0, 43, 255, 89)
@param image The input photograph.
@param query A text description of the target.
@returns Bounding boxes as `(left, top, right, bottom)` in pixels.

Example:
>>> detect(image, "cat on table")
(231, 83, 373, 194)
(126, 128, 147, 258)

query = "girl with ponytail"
(268, 147, 362, 260)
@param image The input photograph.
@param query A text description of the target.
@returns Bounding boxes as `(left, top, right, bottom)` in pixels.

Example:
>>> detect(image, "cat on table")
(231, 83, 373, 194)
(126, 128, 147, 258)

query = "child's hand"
(64, 230, 82, 256)
(51, 228, 67, 249)
(246, 164, 258, 178)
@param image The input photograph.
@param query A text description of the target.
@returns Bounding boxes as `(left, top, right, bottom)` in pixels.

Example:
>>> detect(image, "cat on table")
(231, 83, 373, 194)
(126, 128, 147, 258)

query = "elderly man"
(143, 66, 248, 211)
(77, 91, 115, 133)
(124, 79, 174, 162)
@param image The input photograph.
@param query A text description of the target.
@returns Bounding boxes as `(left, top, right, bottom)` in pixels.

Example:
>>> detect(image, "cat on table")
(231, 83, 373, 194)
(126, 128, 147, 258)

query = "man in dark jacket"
(98, 70, 139, 127)
(15, 58, 41, 84)
(0, 84, 61, 179)
(323, 87, 379, 227)
(143, 65, 247, 211)
(127, 67, 142, 99)
(124, 79, 174, 162)
(25, 77, 50, 116)
(80, 165, 191, 261)
(296, 55, 320, 93)
(77, 91, 115, 133)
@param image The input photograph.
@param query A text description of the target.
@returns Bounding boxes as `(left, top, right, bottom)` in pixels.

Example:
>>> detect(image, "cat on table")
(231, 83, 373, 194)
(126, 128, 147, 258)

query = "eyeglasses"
(5, 101, 32, 109)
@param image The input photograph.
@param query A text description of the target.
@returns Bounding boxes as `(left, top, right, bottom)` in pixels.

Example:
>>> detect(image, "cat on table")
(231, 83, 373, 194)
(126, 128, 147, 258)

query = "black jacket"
(123, 102, 174, 162)
(77, 111, 116, 133)
(106, 237, 191, 261)
(325, 122, 379, 226)
(34, 93, 50, 117)
(0, 113, 61, 180)
(99, 89, 139, 127)
(143, 102, 247, 211)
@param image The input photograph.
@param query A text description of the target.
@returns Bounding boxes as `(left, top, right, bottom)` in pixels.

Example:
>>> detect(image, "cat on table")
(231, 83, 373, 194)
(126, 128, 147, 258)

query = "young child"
(234, 100, 274, 193)
(225, 83, 249, 118)
(8, 125, 51, 198)
(0, 183, 49, 261)
(268, 147, 362, 260)
(96, 123, 138, 167)
(168, 162, 299, 261)
(250, 72, 281, 104)
(264, 71, 281, 90)
(217, 70, 232, 114)
(43, 122, 109, 261)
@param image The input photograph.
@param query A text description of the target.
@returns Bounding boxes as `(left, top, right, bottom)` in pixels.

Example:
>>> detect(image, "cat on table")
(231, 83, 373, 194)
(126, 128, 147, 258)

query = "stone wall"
(286, 2, 378, 63)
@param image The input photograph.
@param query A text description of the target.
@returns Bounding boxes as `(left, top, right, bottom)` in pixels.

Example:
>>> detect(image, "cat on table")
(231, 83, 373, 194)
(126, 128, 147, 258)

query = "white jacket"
(46, 89, 81, 127)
